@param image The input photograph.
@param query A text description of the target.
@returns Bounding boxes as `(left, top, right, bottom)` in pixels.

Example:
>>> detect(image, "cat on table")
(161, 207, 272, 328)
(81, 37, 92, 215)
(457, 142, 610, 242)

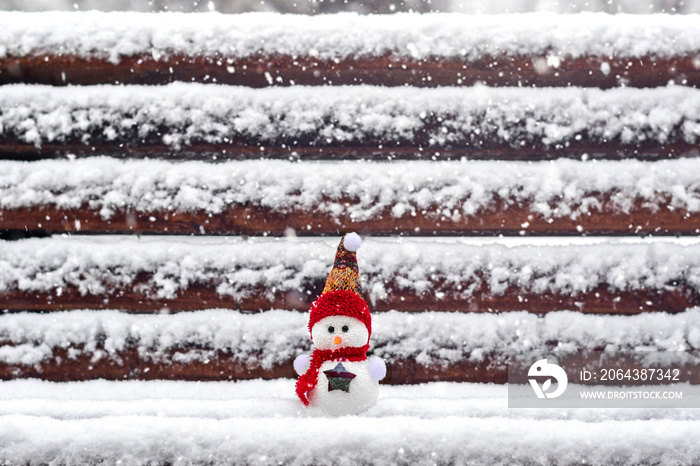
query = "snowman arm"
(368, 356, 386, 381)
(293, 354, 311, 375)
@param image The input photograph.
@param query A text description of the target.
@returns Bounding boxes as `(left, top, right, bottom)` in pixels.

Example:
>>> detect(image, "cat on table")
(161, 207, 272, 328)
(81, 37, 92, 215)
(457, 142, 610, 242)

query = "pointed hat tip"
(343, 232, 362, 252)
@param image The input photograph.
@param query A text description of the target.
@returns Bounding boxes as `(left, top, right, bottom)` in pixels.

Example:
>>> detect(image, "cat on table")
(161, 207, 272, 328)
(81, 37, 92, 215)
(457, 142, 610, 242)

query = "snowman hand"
(293, 354, 311, 375)
(368, 356, 386, 381)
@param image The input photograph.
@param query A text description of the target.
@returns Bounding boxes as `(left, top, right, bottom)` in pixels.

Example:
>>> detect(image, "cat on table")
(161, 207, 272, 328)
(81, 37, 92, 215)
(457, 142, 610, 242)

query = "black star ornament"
(323, 362, 357, 392)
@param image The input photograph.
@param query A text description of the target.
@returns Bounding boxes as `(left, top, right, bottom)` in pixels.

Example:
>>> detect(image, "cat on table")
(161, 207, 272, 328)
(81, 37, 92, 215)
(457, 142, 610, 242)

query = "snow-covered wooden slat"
(1, 12, 699, 88)
(1, 84, 700, 160)
(1, 158, 699, 236)
(2, 381, 699, 465)
(4, 379, 699, 422)
(0, 309, 697, 383)
(1, 237, 699, 314)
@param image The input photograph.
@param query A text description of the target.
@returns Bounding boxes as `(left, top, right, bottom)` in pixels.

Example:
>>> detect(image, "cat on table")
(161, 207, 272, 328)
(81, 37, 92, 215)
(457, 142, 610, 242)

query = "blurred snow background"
(0, 0, 698, 13)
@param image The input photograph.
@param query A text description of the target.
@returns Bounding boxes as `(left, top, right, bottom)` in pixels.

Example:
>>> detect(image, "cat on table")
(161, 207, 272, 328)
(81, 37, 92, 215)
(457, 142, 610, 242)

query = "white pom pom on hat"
(343, 232, 362, 252)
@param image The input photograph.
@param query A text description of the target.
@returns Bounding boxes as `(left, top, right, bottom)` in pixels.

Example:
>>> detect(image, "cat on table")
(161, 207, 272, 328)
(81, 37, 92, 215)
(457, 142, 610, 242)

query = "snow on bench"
(1, 237, 699, 314)
(0, 379, 699, 464)
(1, 157, 699, 236)
(3, 379, 699, 421)
(3, 12, 698, 62)
(1, 84, 699, 160)
(1, 11, 698, 465)
(0, 308, 697, 382)
(1, 12, 699, 88)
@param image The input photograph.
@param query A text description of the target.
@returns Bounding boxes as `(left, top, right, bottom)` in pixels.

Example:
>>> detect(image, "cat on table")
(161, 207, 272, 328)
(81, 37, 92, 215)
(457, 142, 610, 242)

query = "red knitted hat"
(308, 233, 371, 337)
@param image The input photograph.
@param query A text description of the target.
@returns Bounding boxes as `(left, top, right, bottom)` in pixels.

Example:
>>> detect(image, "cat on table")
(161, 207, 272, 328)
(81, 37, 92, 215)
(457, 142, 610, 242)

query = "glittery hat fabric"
(321, 238, 362, 296)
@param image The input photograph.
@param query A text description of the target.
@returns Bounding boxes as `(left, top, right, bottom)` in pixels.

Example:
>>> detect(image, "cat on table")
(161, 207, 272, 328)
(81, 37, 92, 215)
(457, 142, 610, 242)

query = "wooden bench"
(0, 12, 699, 385)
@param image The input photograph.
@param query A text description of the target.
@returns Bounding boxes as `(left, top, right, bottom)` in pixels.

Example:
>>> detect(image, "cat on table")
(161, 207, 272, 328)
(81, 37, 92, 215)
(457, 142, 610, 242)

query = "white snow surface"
(2, 158, 700, 220)
(1, 84, 699, 149)
(0, 12, 699, 62)
(0, 379, 698, 465)
(0, 308, 697, 367)
(1, 237, 700, 301)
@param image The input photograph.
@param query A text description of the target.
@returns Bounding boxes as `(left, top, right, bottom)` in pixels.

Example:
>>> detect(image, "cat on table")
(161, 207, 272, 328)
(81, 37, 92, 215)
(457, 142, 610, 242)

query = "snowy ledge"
(1, 157, 699, 222)
(0, 12, 699, 61)
(0, 309, 697, 368)
(1, 237, 700, 313)
(3, 379, 700, 422)
(1, 380, 699, 465)
(1, 84, 699, 153)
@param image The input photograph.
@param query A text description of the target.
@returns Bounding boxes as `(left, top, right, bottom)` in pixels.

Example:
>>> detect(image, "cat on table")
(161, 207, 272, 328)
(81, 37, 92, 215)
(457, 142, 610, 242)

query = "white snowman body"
(310, 358, 379, 416)
(295, 314, 386, 415)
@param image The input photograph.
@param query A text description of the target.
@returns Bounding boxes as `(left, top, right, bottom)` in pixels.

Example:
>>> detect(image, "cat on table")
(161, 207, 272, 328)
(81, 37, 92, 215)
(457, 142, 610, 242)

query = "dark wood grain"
(0, 280, 696, 315)
(1, 348, 696, 385)
(1, 138, 697, 162)
(2, 53, 699, 88)
(1, 195, 698, 237)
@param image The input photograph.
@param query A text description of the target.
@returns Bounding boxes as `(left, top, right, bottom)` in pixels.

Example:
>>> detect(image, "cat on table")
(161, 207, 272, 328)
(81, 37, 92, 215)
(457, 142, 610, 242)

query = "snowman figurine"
(294, 233, 386, 415)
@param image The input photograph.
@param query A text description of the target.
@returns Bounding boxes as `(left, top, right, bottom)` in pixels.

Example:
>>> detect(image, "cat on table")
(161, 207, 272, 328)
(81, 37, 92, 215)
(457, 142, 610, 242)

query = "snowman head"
(307, 233, 371, 350)
(311, 315, 370, 350)
(308, 289, 371, 350)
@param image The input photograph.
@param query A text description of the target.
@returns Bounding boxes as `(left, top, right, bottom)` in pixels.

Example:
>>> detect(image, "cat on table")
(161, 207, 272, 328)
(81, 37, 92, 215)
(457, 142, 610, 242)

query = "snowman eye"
(342, 325, 349, 332)
(328, 326, 335, 333)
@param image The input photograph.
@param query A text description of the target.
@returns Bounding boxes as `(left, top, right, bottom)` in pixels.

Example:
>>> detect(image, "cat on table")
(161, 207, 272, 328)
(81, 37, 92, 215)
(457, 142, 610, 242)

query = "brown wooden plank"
(1, 308, 695, 384)
(0, 281, 696, 315)
(1, 85, 698, 161)
(2, 158, 699, 236)
(0, 346, 293, 382)
(2, 53, 700, 88)
(0, 348, 501, 384)
(1, 349, 697, 385)
(1, 238, 699, 315)
(1, 137, 697, 162)
(395, 353, 700, 385)
(2, 195, 699, 236)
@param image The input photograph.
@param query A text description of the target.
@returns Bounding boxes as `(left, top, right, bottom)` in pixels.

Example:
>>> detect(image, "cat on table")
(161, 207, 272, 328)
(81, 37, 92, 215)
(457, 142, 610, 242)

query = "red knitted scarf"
(295, 344, 370, 406)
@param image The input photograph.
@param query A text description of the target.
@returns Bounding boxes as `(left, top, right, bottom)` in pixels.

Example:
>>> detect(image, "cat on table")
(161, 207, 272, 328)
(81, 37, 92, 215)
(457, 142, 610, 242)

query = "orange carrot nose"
(334, 336, 342, 345)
